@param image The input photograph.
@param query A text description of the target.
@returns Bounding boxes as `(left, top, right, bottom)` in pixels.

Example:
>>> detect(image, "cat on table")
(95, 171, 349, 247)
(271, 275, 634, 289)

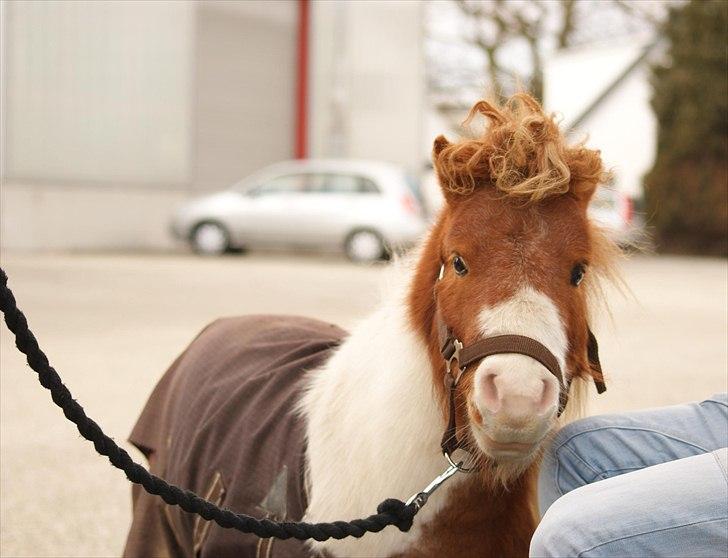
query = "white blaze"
(473, 286, 568, 423)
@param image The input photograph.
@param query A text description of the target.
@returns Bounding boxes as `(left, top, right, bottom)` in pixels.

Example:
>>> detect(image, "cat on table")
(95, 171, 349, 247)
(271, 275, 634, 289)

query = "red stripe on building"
(295, 0, 310, 159)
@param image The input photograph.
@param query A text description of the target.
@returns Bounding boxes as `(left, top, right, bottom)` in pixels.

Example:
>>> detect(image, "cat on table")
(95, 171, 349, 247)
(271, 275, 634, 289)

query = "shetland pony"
(125, 93, 619, 558)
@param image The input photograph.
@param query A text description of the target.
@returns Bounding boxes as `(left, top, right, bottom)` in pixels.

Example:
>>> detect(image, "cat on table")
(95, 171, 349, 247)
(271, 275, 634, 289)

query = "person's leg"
(530, 448, 728, 557)
(539, 393, 728, 515)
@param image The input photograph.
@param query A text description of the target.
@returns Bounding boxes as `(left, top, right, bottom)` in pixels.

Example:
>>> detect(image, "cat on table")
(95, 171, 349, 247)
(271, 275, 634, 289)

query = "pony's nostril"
(479, 371, 558, 418)
(480, 370, 501, 413)
(537, 379, 558, 414)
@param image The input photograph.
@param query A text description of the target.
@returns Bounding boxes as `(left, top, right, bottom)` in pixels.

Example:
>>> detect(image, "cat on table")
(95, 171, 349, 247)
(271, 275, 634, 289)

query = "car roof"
(230, 159, 412, 194)
(257, 159, 406, 178)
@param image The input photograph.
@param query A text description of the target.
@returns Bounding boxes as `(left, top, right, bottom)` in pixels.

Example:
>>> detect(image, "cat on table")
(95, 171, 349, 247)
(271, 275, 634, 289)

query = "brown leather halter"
(435, 309, 607, 463)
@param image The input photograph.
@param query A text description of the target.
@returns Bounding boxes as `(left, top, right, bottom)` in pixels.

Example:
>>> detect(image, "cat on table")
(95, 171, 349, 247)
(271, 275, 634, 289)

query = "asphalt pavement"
(1, 252, 726, 557)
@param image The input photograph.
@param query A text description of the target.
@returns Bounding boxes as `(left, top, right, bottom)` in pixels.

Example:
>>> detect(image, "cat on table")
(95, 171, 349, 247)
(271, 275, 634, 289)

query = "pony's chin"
(468, 426, 544, 483)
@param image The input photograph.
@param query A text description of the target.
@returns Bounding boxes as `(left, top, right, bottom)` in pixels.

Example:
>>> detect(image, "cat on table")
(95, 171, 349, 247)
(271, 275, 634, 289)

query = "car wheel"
(344, 229, 386, 263)
(190, 222, 230, 255)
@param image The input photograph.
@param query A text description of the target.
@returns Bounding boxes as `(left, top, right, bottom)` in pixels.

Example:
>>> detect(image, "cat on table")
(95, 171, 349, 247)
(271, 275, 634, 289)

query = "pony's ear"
(432, 135, 478, 205)
(433, 134, 450, 157)
(432, 135, 456, 205)
(569, 147, 606, 206)
(572, 179, 599, 206)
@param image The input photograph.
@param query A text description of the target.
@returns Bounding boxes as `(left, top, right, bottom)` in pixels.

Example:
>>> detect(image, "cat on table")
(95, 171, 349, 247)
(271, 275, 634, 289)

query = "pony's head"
(409, 93, 618, 481)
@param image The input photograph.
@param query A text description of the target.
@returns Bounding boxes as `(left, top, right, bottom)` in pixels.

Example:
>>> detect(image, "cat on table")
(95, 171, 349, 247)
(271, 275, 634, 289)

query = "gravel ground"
(1, 252, 726, 557)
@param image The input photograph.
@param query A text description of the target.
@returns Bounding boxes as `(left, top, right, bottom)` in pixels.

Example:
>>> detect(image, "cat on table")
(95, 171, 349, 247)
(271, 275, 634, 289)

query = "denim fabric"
(531, 394, 728, 557)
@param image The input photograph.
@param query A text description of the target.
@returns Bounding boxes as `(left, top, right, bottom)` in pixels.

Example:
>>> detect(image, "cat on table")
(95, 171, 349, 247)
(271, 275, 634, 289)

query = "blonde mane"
(434, 93, 608, 202)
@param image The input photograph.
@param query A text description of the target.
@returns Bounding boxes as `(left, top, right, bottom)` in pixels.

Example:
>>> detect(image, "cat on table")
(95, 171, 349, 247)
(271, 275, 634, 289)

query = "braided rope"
(0, 267, 418, 541)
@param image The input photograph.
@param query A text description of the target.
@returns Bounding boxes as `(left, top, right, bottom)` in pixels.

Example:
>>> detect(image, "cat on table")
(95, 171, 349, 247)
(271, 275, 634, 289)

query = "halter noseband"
(434, 268, 607, 470)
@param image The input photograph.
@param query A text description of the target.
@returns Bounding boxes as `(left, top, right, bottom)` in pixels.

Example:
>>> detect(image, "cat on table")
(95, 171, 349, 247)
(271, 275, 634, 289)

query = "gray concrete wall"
(1, 0, 425, 252)
(192, 1, 296, 191)
(1, 183, 188, 251)
(1, 0, 297, 251)
(2, 1, 194, 185)
(308, 0, 425, 172)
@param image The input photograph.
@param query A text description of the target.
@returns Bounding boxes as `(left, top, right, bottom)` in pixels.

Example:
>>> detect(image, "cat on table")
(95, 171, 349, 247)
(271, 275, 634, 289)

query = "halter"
(434, 265, 607, 471)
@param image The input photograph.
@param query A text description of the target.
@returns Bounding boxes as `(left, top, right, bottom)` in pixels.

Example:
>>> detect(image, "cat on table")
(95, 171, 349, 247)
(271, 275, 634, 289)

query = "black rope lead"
(0, 267, 418, 541)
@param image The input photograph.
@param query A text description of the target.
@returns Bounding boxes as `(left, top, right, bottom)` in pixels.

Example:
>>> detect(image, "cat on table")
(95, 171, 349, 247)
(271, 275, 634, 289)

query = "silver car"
(171, 159, 428, 262)
(589, 187, 640, 246)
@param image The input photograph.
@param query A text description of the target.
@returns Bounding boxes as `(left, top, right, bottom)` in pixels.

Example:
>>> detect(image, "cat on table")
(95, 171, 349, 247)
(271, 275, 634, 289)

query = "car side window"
(250, 174, 307, 196)
(358, 177, 380, 193)
(307, 174, 380, 194)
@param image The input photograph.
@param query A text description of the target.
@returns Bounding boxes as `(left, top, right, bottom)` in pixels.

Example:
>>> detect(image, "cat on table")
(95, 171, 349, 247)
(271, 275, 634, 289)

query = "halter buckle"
(444, 339, 465, 386)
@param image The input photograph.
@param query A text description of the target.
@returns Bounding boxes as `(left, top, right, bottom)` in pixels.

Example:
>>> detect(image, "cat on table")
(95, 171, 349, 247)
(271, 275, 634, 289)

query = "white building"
(0, 0, 424, 251)
(544, 36, 661, 200)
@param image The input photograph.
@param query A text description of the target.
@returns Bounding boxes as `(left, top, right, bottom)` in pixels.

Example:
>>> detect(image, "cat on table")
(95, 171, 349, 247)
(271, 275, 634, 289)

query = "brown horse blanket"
(123, 315, 346, 558)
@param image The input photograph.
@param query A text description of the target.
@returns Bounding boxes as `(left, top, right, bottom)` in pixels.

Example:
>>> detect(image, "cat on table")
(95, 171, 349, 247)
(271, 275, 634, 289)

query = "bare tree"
(452, 0, 663, 102)
(454, 0, 510, 98)
(556, 0, 577, 49)
(455, 0, 572, 100)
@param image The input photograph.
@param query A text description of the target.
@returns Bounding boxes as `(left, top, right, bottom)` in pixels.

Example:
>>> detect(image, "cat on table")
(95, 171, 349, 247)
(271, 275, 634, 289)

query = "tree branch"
(557, 0, 577, 49)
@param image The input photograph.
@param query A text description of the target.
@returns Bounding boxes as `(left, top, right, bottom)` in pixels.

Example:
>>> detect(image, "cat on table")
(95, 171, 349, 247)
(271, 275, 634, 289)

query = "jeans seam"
(552, 459, 563, 500)
(576, 517, 728, 557)
(552, 425, 710, 455)
(703, 398, 728, 409)
(584, 466, 643, 483)
(555, 445, 602, 495)
(713, 451, 728, 484)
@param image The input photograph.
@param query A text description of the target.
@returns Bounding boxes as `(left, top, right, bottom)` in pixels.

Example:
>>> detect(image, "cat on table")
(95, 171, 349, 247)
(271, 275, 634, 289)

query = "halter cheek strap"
(588, 328, 607, 394)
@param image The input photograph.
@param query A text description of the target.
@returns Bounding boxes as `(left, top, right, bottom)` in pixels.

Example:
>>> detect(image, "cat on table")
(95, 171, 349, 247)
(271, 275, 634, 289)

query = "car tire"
(344, 229, 387, 263)
(190, 222, 231, 256)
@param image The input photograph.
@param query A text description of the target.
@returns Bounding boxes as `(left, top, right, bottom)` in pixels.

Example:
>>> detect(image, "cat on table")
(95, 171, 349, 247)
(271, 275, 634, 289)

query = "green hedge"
(644, 0, 728, 256)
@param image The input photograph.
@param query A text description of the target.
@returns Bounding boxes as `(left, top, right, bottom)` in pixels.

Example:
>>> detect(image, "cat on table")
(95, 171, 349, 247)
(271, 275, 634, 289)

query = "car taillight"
(621, 195, 633, 224)
(401, 193, 418, 216)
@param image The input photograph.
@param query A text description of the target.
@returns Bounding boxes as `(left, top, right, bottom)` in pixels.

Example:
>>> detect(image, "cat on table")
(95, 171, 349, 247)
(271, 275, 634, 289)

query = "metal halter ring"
(443, 449, 476, 473)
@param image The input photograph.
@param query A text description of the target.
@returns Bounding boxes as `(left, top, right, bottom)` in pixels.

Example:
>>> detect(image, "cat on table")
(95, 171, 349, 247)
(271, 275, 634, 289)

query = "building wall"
(1, 0, 425, 251)
(308, 0, 424, 172)
(574, 67, 656, 199)
(193, 1, 297, 191)
(1, 0, 297, 251)
(3, 0, 194, 185)
(1, 184, 190, 250)
(544, 39, 657, 199)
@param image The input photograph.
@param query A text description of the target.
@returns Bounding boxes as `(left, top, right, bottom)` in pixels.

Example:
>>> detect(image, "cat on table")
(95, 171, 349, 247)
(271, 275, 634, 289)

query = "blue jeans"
(531, 394, 728, 557)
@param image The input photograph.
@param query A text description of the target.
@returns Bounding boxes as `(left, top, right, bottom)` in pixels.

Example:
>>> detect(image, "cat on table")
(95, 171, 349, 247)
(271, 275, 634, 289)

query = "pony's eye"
(570, 263, 586, 286)
(453, 256, 468, 276)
